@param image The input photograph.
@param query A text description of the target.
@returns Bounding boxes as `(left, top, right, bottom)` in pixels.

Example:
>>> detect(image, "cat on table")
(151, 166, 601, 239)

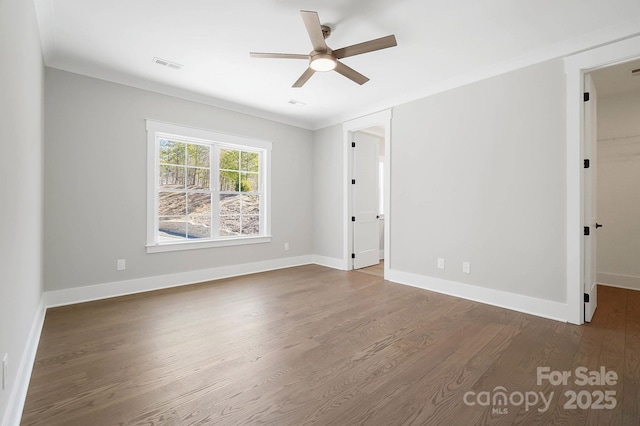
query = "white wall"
(0, 0, 44, 423)
(598, 90, 640, 138)
(390, 59, 567, 304)
(596, 90, 640, 290)
(44, 69, 313, 292)
(312, 124, 344, 264)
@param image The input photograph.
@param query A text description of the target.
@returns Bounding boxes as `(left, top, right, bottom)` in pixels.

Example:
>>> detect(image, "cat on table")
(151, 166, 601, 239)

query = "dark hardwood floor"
(21, 265, 640, 425)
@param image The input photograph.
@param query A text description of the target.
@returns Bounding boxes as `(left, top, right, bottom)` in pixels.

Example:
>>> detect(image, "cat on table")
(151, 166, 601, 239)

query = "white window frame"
(146, 120, 272, 253)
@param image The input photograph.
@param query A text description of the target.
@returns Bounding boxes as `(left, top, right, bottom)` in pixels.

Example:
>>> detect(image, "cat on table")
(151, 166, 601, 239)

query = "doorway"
(342, 110, 392, 278)
(589, 59, 640, 297)
(352, 127, 385, 270)
(565, 34, 640, 325)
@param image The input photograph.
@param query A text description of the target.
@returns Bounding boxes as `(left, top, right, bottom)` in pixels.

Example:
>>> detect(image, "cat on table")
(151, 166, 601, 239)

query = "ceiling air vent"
(288, 99, 307, 107)
(153, 57, 183, 70)
(632, 68, 640, 76)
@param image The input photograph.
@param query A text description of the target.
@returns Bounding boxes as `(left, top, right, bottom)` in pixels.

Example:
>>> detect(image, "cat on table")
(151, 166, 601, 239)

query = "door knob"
(595, 223, 603, 229)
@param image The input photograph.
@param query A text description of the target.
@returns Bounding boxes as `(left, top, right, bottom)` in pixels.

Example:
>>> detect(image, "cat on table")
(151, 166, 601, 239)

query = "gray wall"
(390, 59, 567, 303)
(0, 0, 44, 420)
(597, 90, 640, 290)
(44, 69, 313, 291)
(312, 124, 344, 260)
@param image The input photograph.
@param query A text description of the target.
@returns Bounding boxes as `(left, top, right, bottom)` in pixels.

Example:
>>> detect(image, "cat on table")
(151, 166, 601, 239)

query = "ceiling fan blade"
(250, 52, 310, 60)
(333, 35, 397, 59)
(334, 61, 369, 85)
(293, 67, 316, 88)
(300, 10, 328, 52)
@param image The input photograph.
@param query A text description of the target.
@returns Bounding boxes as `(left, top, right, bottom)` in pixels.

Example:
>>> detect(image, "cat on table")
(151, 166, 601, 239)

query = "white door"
(352, 132, 380, 269)
(584, 74, 598, 322)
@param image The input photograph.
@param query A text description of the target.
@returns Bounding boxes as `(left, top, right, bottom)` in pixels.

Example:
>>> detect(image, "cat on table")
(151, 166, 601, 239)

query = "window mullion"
(259, 150, 265, 236)
(212, 145, 220, 238)
(183, 146, 189, 239)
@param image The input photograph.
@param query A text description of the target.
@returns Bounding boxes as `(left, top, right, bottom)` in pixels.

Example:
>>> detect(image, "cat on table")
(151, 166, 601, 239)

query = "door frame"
(564, 34, 640, 325)
(342, 109, 392, 274)
(583, 73, 598, 322)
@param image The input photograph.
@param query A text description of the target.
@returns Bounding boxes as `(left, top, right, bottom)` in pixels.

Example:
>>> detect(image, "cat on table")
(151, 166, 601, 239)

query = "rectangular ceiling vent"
(153, 57, 183, 70)
(288, 99, 307, 107)
(632, 68, 640, 76)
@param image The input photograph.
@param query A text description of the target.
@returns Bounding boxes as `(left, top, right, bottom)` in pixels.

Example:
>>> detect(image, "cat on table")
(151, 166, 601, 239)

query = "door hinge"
(584, 159, 590, 168)
(351, 179, 356, 184)
(352, 142, 356, 148)
(351, 253, 355, 259)
(584, 92, 590, 102)
(351, 216, 355, 222)
(584, 226, 590, 236)
(584, 293, 590, 303)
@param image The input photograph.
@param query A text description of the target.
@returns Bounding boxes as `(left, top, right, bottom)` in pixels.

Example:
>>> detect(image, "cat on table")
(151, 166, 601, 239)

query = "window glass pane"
(188, 193, 211, 214)
(241, 151, 259, 172)
(159, 165, 185, 189)
(241, 215, 260, 235)
(159, 140, 185, 165)
(220, 194, 241, 215)
(220, 170, 239, 191)
(159, 192, 186, 216)
(187, 215, 211, 239)
(220, 148, 239, 170)
(159, 217, 186, 240)
(243, 195, 259, 215)
(187, 167, 210, 190)
(220, 215, 241, 236)
(187, 144, 210, 167)
(241, 172, 258, 192)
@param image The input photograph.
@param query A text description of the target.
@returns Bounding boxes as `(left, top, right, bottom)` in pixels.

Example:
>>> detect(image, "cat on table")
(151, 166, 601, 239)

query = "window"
(146, 120, 271, 252)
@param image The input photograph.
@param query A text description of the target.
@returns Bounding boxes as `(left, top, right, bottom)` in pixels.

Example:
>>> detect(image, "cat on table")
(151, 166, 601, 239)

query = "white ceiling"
(33, 0, 640, 129)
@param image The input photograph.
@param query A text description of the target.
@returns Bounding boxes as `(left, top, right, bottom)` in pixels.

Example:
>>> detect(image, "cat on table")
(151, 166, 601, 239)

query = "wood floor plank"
(20, 268, 640, 425)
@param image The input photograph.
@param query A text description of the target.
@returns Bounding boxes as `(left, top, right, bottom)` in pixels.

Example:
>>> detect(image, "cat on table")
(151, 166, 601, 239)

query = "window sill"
(146, 235, 272, 253)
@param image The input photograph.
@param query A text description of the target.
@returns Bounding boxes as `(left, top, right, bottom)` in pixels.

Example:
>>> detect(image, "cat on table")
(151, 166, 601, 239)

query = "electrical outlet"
(2, 353, 7, 390)
(437, 258, 445, 269)
(463, 262, 471, 274)
(117, 259, 126, 271)
(284, 243, 290, 251)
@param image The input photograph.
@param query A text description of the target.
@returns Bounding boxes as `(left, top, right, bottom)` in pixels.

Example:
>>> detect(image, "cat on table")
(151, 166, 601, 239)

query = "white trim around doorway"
(342, 110, 392, 275)
(564, 34, 640, 325)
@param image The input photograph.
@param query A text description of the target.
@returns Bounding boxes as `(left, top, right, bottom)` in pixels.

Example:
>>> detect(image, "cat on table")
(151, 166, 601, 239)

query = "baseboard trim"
(386, 269, 568, 322)
(44, 255, 314, 308)
(312, 255, 347, 270)
(597, 272, 640, 291)
(2, 298, 46, 426)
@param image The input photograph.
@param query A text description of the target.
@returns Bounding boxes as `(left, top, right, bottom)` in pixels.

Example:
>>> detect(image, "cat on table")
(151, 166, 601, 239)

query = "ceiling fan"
(250, 10, 397, 88)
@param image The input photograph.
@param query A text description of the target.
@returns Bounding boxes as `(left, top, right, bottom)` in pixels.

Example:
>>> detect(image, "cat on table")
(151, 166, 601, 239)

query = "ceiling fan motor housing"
(321, 25, 331, 40)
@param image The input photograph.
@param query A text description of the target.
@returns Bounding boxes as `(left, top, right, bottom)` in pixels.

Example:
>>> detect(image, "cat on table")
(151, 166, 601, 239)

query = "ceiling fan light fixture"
(310, 54, 336, 72)
(250, 10, 397, 87)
